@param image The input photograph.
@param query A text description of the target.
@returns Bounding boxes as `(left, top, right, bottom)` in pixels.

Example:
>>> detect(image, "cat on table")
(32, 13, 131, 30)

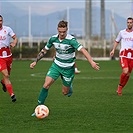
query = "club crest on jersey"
(4, 30, 6, 34)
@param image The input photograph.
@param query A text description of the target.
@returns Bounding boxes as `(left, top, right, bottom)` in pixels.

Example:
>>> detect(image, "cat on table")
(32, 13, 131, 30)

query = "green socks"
(38, 88, 48, 105)
(67, 84, 73, 97)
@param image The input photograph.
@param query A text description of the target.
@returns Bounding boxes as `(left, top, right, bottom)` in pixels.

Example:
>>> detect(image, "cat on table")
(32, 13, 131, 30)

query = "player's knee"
(62, 87, 69, 95)
(122, 67, 130, 74)
(43, 83, 50, 89)
(123, 70, 129, 75)
(3, 73, 9, 79)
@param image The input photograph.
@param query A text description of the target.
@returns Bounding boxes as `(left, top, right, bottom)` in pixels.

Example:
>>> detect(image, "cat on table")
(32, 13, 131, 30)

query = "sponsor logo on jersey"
(0, 35, 6, 40)
(124, 37, 133, 41)
(62, 76, 71, 82)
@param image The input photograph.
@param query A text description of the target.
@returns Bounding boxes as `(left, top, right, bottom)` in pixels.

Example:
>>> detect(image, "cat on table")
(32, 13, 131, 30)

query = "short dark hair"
(127, 17, 133, 21)
(58, 20, 68, 28)
(0, 15, 3, 20)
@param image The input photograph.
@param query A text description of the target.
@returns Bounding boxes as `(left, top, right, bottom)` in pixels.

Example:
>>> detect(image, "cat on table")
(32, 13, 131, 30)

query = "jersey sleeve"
(8, 27, 15, 37)
(45, 37, 53, 50)
(115, 31, 122, 43)
(70, 38, 83, 51)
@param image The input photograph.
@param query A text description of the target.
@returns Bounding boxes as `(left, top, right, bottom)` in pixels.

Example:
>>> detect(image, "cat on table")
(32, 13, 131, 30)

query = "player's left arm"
(10, 35, 18, 47)
(80, 47, 100, 70)
(71, 38, 99, 70)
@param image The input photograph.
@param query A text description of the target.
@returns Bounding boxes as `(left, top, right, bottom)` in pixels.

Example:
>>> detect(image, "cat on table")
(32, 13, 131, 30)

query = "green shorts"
(46, 62, 75, 87)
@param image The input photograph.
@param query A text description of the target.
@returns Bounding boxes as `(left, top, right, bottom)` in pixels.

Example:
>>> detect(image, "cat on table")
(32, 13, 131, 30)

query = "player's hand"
(30, 61, 37, 69)
(10, 43, 16, 47)
(110, 49, 114, 56)
(90, 61, 100, 70)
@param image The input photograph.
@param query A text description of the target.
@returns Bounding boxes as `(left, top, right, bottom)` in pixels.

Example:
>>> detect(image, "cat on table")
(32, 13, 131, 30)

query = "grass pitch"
(0, 60, 133, 133)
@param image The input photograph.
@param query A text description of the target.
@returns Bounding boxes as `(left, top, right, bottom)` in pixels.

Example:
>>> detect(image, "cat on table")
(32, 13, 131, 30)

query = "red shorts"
(0, 56, 13, 74)
(120, 57, 133, 72)
(0, 47, 12, 57)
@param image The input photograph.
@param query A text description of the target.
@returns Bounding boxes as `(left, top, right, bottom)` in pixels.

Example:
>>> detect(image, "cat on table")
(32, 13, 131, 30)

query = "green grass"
(0, 60, 133, 133)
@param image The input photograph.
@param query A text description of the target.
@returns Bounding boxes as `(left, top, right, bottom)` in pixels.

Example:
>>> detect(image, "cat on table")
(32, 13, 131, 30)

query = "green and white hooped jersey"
(45, 34, 83, 68)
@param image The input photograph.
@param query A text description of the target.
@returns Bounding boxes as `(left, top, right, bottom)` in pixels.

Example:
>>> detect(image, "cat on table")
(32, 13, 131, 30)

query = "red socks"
(5, 84, 14, 96)
(119, 73, 129, 88)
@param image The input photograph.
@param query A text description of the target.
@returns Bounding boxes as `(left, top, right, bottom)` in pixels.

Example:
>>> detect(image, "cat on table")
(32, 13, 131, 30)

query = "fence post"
(19, 38, 22, 59)
(103, 39, 106, 57)
(37, 40, 40, 53)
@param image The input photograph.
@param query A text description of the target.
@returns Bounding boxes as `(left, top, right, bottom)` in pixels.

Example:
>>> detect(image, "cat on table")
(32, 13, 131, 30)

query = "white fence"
(17, 37, 119, 59)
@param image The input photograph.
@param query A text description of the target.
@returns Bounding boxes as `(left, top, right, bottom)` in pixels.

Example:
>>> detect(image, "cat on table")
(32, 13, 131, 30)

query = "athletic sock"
(1, 79, 5, 84)
(67, 84, 73, 97)
(119, 73, 127, 87)
(38, 87, 48, 105)
(5, 84, 14, 96)
(122, 75, 129, 87)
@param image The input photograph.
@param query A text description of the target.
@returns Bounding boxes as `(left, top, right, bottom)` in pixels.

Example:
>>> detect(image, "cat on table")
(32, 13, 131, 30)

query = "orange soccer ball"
(35, 105, 49, 119)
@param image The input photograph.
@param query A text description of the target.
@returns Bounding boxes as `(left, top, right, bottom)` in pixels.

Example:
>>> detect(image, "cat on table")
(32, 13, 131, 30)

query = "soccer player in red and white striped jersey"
(110, 17, 133, 96)
(0, 15, 18, 102)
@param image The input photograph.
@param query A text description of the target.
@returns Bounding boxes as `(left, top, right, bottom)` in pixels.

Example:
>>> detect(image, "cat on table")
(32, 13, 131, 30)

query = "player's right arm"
(110, 31, 121, 57)
(80, 47, 100, 70)
(30, 37, 54, 69)
(30, 48, 47, 69)
(110, 41, 119, 57)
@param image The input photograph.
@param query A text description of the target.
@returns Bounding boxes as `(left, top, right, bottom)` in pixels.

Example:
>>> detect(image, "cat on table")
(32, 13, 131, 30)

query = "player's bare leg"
(1, 79, 7, 92)
(62, 84, 73, 97)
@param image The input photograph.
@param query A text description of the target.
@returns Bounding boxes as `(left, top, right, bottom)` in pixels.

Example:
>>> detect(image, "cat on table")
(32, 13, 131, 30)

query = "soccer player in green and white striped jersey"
(30, 20, 100, 116)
